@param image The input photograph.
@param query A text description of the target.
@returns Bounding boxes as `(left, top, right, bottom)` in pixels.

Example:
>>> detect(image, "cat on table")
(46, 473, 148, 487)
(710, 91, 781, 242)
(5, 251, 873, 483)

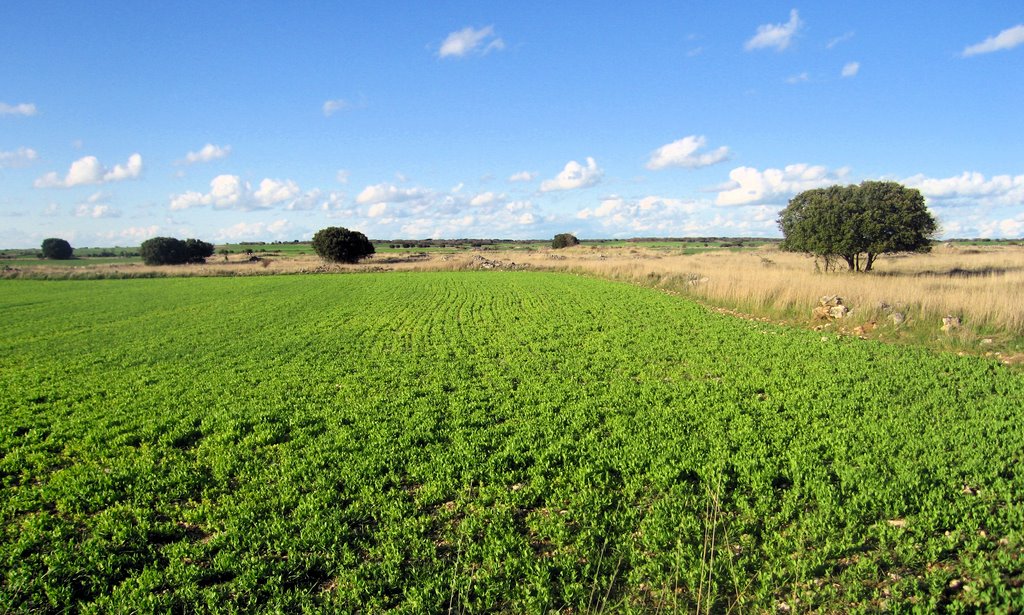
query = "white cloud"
(904, 171, 1024, 207)
(0, 147, 37, 168)
(646, 136, 730, 170)
(508, 171, 536, 182)
(254, 178, 301, 206)
(826, 31, 855, 49)
(103, 153, 143, 182)
(0, 102, 37, 116)
(715, 163, 849, 206)
(75, 204, 120, 219)
(213, 220, 294, 243)
(438, 25, 505, 58)
(34, 153, 142, 188)
(962, 24, 1024, 57)
(841, 62, 860, 77)
(336, 169, 350, 184)
(367, 202, 388, 218)
(184, 143, 231, 164)
(540, 157, 603, 192)
(786, 72, 810, 84)
(356, 183, 429, 204)
(577, 195, 701, 234)
(745, 9, 802, 51)
(470, 191, 501, 206)
(171, 174, 304, 211)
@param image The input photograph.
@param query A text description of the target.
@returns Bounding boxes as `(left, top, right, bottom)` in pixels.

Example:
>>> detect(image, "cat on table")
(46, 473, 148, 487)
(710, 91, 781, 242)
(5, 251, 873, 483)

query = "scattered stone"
(470, 255, 528, 270)
(814, 295, 849, 320)
(853, 321, 877, 337)
(981, 338, 993, 345)
(941, 315, 962, 332)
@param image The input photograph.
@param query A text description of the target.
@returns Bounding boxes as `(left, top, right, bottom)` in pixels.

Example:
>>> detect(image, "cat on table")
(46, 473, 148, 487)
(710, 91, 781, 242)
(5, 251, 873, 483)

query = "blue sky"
(2, 2, 1023, 247)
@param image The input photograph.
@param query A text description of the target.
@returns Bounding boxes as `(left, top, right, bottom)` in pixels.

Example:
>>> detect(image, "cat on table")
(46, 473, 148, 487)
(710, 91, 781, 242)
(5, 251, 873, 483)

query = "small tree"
(778, 181, 937, 272)
(41, 237, 74, 260)
(311, 227, 375, 263)
(552, 233, 580, 249)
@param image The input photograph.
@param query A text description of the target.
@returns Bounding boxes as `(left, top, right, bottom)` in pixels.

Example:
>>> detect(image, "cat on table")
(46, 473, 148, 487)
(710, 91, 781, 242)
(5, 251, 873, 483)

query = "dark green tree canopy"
(140, 237, 215, 265)
(41, 237, 74, 260)
(311, 227, 375, 263)
(552, 233, 580, 249)
(778, 181, 937, 272)
(184, 238, 215, 263)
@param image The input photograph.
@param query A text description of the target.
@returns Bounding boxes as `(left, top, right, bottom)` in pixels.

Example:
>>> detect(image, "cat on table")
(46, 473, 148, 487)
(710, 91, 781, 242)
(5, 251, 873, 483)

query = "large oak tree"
(778, 181, 937, 272)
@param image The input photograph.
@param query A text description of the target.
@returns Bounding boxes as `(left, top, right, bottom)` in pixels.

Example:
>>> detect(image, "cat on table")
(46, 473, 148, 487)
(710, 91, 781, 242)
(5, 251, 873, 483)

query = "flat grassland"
(2, 272, 1022, 611)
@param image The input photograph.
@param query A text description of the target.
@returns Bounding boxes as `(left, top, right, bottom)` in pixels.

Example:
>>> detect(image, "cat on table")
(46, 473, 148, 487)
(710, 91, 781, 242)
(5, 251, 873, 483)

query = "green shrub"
(41, 237, 74, 260)
(311, 227, 375, 263)
(552, 233, 580, 249)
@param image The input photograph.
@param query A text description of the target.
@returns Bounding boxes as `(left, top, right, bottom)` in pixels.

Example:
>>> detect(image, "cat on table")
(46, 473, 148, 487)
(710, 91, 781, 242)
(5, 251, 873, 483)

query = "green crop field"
(2, 272, 1022, 612)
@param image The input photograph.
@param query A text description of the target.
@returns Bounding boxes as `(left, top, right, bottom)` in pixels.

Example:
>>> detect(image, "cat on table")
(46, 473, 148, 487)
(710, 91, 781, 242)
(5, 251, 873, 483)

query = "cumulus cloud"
(254, 178, 301, 206)
(213, 219, 293, 243)
(904, 171, 1024, 207)
(962, 24, 1024, 57)
(356, 183, 429, 205)
(0, 102, 37, 116)
(646, 136, 730, 170)
(470, 191, 501, 206)
(540, 157, 603, 192)
(367, 202, 388, 218)
(336, 169, 350, 184)
(73, 192, 120, 218)
(0, 147, 37, 168)
(171, 175, 306, 211)
(841, 62, 860, 77)
(577, 195, 702, 233)
(745, 9, 802, 51)
(715, 163, 849, 206)
(34, 153, 142, 188)
(508, 171, 536, 182)
(75, 204, 120, 219)
(183, 143, 231, 164)
(438, 25, 505, 58)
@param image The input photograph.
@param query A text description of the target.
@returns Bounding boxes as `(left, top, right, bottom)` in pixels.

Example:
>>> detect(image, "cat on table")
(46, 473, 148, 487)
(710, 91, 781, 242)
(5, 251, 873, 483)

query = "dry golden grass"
(511, 243, 1024, 338)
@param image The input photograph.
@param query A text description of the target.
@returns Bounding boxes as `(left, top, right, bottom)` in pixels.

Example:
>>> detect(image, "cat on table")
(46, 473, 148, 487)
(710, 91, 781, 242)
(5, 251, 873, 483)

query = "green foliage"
(778, 181, 937, 271)
(552, 233, 580, 249)
(140, 237, 214, 265)
(311, 227, 375, 263)
(40, 237, 74, 260)
(183, 238, 215, 263)
(1, 273, 1022, 611)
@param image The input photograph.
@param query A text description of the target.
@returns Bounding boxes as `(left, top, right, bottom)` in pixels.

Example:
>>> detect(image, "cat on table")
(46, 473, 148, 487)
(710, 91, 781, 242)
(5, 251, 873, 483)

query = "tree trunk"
(865, 252, 876, 272)
(843, 254, 856, 271)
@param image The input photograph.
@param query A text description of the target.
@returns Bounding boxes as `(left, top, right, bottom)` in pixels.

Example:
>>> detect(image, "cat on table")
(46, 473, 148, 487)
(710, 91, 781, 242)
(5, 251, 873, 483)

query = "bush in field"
(184, 238, 215, 263)
(140, 237, 215, 265)
(552, 233, 580, 249)
(41, 237, 74, 260)
(312, 227, 375, 263)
